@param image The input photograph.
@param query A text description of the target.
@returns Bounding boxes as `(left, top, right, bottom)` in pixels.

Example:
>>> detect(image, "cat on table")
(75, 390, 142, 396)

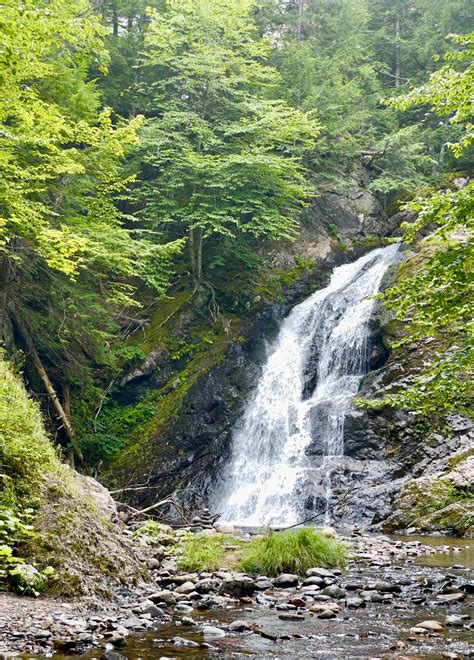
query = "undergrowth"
(239, 528, 347, 576)
(177, 533, 242, 572)
(175, 528, 348, 574)
(0, 354, 60, 593)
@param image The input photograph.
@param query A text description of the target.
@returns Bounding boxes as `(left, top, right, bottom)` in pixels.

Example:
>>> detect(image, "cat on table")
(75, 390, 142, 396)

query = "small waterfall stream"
(211, 244, 400, 527)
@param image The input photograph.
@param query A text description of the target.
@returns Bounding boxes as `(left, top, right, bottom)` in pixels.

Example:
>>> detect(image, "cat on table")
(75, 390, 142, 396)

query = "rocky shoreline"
(1, 531, 472, 658)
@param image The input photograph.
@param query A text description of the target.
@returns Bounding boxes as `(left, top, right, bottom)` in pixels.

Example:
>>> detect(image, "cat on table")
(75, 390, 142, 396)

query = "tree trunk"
(0, 254, 11, 348)
(297, 0, 305, 42)
(395, 6, 401, 87)
(432, 140, 446, 178)
(189, 227, 203, 287)
(112, 1, 119, 37)
(9, 306, 75, 443)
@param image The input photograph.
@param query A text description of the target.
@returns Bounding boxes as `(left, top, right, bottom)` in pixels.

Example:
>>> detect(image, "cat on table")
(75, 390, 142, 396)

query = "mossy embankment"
(0, 354, 145, 598)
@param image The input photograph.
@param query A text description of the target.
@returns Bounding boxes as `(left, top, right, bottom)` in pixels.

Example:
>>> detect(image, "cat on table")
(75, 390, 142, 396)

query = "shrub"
(239, 528, 347, 576)
(0, 354, 56, 490)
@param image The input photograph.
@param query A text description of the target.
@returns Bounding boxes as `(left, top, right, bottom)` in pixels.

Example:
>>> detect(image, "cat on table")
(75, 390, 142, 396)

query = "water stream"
(212, 244, 400, 527)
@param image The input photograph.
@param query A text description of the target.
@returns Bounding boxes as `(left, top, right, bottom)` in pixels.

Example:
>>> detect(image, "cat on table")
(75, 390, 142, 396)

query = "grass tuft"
(239, 528, 347, 576)
(177, 533, 241, 572)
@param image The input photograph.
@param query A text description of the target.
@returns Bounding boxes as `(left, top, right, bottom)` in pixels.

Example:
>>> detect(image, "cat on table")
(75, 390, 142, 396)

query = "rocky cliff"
(106, 168, 472, 536)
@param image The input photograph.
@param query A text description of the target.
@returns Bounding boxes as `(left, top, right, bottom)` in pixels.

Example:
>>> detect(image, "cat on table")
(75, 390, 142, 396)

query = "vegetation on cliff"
(363, 34, 473, 416)
(0, 353, 143, 597)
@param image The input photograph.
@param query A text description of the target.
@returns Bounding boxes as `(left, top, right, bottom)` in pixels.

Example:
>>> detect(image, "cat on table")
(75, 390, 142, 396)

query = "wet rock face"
(135, 304, 286, 508)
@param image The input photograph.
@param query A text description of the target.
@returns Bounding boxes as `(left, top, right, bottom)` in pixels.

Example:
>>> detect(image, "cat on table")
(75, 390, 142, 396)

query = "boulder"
(219, 575, 256, 597)
(76, 474, 117, 521)
(273, 574, 299, 588)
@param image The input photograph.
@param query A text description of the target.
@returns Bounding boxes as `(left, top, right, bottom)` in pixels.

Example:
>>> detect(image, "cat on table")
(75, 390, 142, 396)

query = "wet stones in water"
(288, 597, 306, 608)
(202, 625, 226, 638)
(321, 585, 346, 599)
(317, 609, 337, 619)
(309, 602, 340, 614)
(437, 592, 465, 603)
(346, 597, 366, 609)
(140, 602, 163, 617)
(445, 615, 467, 627)
(195, 578, 220, 593)
(370, 581, 401, 593)
(302, 576, 325, 587)
(227, 620, 252, 632)
(219, 575, 256, 597)
(278, 613, 305, 621)
(273, 574, 300, 588)
(172, 636, 200, 648)
(175, 581, 196, 594)
(149, 589, 176, 606)
(306, 568, 336, 578)
(254, 578, 274, 591)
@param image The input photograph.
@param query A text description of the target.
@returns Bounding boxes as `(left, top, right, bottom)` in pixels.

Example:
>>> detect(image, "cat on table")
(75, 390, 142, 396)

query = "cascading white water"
(211, 244, 400, 526)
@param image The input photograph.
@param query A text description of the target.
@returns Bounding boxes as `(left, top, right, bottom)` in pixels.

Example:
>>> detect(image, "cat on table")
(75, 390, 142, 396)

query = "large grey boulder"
(77, 474, 117, 521)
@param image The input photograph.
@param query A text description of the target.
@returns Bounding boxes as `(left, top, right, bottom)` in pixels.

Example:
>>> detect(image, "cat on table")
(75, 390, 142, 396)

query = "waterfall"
(211, 244, 400, 527)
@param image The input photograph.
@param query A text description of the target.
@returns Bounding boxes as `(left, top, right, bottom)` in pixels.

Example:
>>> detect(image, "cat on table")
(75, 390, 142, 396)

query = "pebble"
(437, 592, 466, 603)
(227, 620, 252, 632)
(346, 597, 366, 609)
(174, 604, 193, 614)
(317, 609, 337, 619)
(416, 620, 444, 632)
(278, 613, 305, 621)
(202, 626, 226, 638)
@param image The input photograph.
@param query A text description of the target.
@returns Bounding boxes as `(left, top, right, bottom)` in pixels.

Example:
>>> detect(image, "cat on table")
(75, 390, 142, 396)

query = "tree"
(134, 0, 320, 285)
(0, 0, 180, 447)
(367, 34, 473, 415)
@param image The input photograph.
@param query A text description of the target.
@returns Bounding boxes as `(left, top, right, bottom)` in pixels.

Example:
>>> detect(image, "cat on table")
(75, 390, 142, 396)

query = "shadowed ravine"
(211, 244, 400, 527)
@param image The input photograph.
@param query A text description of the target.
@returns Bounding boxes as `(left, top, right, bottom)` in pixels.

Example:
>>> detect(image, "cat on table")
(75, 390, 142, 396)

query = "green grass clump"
(177, 533, 241, 572)
(239, 528, 347, 576)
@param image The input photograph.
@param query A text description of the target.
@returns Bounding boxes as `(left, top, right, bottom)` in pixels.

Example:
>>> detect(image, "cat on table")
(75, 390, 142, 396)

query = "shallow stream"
(21, 535, 473, 660)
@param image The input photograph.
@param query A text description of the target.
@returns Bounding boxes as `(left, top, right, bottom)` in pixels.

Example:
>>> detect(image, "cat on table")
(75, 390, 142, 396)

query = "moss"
(448, 447, 474, 471)
(0, 353, 59, 502)
(0, 353, 144, 597)
(392, 474, 473, 536)
(350, 235, 391, 250)
(129, 285, 194, 353)
(24, 473, 145, 598)
(110, 323, 238, 475)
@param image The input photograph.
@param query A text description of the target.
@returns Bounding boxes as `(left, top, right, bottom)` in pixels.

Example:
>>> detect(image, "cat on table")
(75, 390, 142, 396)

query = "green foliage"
(177, 533, 241, 572)
(78, 400, 156, 465)
(0, 0, 182, 452)
(0, 507, 35, 581)
(0, 353, 57, 491)
(239, 528, 347, 576)
(386, 33, 474, 156)
(364, 35, 474, 415)
(135, 0, 320, 282)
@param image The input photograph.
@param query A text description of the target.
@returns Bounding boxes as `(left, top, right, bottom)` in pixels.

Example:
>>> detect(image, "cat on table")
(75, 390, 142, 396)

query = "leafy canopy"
(135, 0, 320, 278)
(368, 34, 474, 415)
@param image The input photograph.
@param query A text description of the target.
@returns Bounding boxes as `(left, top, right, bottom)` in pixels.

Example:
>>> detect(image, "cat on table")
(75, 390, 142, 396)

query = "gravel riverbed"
(1, 533, 473, 659)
